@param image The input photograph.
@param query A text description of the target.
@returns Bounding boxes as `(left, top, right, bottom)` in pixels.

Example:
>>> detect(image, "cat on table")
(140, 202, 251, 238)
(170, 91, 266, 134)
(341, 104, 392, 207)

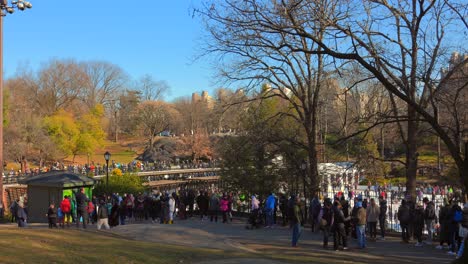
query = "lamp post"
(104, 151, 111, 190)
(0, 0, 32, 210)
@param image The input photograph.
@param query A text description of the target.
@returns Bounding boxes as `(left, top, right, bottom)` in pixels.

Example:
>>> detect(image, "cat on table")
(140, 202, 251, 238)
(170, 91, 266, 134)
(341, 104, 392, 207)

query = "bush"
(93, 172, 146, 196)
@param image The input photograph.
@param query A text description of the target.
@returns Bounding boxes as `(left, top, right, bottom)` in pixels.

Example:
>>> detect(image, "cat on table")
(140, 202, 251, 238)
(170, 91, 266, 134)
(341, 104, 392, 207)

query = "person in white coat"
(169, 194, 176, 224)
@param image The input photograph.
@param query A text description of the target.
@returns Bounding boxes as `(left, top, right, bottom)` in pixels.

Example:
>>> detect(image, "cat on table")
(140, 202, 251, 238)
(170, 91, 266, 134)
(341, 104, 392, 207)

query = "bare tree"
(196, 0, 337, 196)
(138, 74, 170, 101)
(80, 61, 128, 108)
(137, 101, 179, 149)
(208, 0, 467, 200)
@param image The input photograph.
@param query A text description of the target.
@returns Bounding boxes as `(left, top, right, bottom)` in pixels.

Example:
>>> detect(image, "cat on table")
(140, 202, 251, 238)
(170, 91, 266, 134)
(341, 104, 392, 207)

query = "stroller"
(246, 208, 264, 229)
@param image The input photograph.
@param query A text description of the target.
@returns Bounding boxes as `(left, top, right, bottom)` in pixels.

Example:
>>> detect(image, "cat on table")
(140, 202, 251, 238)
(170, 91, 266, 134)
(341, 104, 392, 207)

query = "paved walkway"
(109, 218, 455, 264)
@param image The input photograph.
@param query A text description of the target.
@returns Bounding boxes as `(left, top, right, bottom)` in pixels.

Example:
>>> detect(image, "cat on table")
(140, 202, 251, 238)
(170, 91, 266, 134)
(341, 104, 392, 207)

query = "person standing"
(423, 197, 436, 244)
(75, 188, 89, 229)
(265, 193, 276, 228)
(96, 200, 110, 230)
(169, 193, 176, 224)
(332, 201, 349, 251)
(355, 201, 367, 249)
(319, 198, 333, 249)
(46, 203, 58, 228)
(220, 194, 230, 223)
(60, 196, 71, 228)
(366, 198, 380, 241)
(209, 192, 219, 223)
(398, 200, 411, 243)
(310, 196, 321, 232)
(414, 202, 425, 247)
(279, 194, 289, 227)
(437, 198, 451, 249)
(291, 195, 303, 247)
(378, 196, 387, 240)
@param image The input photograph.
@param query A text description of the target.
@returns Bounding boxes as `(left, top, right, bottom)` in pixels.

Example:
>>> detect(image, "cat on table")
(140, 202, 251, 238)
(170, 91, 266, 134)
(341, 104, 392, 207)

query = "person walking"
(398, 200, 411, 243)
(355, 200, 367, 249)
(378, 196, 387, 240)
(423, 197, 436, 244)
(447, 200, 462, 255)
(291, 196, 303, 247)
(366, 198, 380, 241)
(96, 200, 110, 230)
(16, 200, 27, 228)
(75, 188, 89, 229)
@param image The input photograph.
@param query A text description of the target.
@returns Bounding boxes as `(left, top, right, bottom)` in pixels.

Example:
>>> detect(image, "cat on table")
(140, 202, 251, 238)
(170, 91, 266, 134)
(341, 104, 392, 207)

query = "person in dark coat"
(119, 202, 127, 225)
(413, 203, 425, 246)
(340, 197, 351, 236)
(75, 188, 89, 229)
(16, 200, 27, 228)
(436, 198, 451, 249)
(379, 196, 388, 240)
(398, 199, 411, 243)
(96, 200, 110, 230)
(109, 202, 120, 227)
(319, 198, 333, 249)
(46, 203, 58, 228)
(332, 201, 349, 251)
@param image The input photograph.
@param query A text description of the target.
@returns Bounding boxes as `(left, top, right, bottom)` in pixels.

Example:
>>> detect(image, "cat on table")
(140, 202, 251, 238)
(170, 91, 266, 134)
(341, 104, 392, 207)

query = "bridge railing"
(2, 168, 221, 185)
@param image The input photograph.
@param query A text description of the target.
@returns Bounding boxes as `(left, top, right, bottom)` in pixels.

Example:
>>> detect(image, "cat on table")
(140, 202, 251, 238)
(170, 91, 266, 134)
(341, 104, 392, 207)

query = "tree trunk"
(406, 105, 418, 202)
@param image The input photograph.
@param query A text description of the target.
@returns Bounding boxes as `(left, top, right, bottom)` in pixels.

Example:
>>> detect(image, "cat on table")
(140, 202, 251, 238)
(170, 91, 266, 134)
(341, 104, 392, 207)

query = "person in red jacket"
(60, 196, 71, 228)
(86, 201, 96, 224)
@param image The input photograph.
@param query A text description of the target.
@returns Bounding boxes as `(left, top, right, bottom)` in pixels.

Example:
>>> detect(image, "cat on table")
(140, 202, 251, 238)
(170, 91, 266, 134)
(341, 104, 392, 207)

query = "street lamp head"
(6, 7, 13, 13)
(24, 1, 31, 8)
(17, 2, 24, 10)
(104, 151, 111, 162)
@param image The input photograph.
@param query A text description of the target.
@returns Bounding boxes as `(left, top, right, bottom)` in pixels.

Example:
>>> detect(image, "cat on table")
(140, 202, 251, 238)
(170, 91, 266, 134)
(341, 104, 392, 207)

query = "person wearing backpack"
(423, 197, 436, 244)
(398, 199, 411, 243)
(318, 198, 333, 249)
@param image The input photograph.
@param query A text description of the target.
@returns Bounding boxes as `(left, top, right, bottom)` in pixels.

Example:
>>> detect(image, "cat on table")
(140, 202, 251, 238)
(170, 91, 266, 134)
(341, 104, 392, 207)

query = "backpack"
(454, 209, 463, 222)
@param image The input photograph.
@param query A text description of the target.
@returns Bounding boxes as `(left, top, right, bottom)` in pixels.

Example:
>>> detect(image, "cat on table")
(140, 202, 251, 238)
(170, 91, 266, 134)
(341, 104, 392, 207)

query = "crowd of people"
(4, 183, 468, 261)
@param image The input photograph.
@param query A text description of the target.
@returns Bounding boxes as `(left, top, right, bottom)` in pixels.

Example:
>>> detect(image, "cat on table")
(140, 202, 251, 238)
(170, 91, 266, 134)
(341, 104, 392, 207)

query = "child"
(57, 207, 64, 228)
(46, 204, 58, 228)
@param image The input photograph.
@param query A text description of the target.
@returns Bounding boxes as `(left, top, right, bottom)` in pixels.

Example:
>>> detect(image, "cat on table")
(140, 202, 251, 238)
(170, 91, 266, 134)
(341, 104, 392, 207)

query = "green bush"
(93, 172, 146, 196)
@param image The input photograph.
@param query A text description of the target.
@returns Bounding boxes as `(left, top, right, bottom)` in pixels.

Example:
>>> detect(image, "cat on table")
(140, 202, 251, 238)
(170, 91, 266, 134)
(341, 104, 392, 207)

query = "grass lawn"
(0, 229, 247, 264)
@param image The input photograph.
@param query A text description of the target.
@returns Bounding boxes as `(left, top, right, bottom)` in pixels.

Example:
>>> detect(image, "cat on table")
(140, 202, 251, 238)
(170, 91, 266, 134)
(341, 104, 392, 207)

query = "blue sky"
(3, 1, 214, 100)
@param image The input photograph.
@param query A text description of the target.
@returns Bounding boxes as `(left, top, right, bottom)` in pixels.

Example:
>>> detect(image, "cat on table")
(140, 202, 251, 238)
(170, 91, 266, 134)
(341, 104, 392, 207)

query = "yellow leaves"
(43, 108, 106, 157)
(112, 168, 123, 177)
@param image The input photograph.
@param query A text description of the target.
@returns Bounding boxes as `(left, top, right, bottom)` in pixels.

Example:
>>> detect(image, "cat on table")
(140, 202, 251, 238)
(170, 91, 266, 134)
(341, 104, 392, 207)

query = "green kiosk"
(20, 171, 95, 223)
